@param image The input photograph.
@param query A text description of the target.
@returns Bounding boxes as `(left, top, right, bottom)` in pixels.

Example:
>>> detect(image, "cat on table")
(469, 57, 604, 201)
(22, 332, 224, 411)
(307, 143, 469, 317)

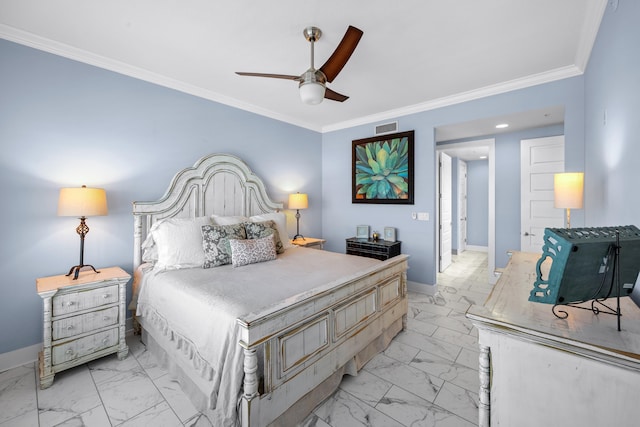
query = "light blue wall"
(0, 39, 322, 354)
(322, 79, 584, 286)
(584, 0, 640, 226)
(466, 160, 488, 246)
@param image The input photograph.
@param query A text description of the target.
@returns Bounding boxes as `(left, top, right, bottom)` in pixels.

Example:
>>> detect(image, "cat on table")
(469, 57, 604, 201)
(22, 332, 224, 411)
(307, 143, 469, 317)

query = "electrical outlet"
(411, 212, 417, 220)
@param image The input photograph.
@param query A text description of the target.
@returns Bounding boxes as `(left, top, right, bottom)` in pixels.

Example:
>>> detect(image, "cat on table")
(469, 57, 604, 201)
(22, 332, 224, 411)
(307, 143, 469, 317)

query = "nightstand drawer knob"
(66, 301, 75, 307)
(65, 349, 73, 355)
(102, 337, 109, 345)
(66, 325, 74, 330)
(102, 294, 109, 299)
(103, 316, 109, 321)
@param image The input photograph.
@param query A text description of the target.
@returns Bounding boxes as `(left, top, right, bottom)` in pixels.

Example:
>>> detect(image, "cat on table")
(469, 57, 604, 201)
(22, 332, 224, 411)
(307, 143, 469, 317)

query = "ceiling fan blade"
(235, 72, 300, 81)
(319, 25, 363, 83)
(324, 87, 349, 102)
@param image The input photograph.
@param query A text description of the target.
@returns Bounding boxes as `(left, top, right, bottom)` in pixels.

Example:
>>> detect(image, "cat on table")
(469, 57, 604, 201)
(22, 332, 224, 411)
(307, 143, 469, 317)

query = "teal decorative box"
(529, 225, 640, 304)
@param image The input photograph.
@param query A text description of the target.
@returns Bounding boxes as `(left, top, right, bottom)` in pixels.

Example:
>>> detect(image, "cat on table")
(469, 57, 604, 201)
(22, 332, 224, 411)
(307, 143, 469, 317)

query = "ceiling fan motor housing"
(299, 69, 326, 105)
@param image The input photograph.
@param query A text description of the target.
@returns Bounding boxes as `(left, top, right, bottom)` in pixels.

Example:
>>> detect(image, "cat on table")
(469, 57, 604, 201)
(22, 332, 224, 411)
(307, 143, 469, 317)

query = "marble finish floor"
(0, 251, 490, 427)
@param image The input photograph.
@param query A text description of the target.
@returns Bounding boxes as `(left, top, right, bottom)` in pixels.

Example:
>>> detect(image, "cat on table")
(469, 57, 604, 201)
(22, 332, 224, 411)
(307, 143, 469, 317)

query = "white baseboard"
(0, 343, 40, 373)
(407, 280, 437, 295)
(465, 245, 488, 252)
(0, 317, 136, 374)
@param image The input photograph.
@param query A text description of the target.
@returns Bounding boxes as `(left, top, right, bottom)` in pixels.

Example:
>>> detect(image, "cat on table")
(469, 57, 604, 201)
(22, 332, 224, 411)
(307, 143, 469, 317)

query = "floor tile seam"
(363, 359, 446, 404)
(338, 384, 416, 427)
(91, 355, 161, 426)
(406, 318, 438, 338)
(84, 362, 114, 427)
(31, 361, 42, 427)
(371, 385, 423, 427)
(432, 317, 476, 337)
(43, 403, 106, 427)
(426, 327, 464, 361)
(433, 381, 480, 425)
(383, 343, 423, 365)
(37, 364, 106, 427)
(131, 337, 202, 423)
(410, 348, 476, 374)
(130, 353, 185, 425)
(115, 400, 176, 426)
(431, 330, 478, 353)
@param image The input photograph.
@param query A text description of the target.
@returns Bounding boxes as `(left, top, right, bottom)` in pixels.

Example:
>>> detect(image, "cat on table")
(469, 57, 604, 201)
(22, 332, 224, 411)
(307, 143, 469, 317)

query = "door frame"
(457, 159, 468, 254)
(439, 152, 453, 272)
(436, 138, 496, 284)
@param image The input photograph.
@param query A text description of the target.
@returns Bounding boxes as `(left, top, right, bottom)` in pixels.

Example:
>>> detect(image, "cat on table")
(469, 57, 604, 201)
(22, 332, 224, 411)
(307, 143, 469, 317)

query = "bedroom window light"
(58, 185, 108, 279)
(288, 192, 308, 240)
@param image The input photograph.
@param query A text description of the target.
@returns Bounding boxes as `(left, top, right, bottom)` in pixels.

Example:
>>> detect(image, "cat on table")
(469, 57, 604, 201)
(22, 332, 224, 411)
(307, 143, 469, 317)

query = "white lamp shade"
(554, 173, 584, 209)
(58, 186, 108, 217)
(299, 82, 325, 105)
(288, 193, 309, 210)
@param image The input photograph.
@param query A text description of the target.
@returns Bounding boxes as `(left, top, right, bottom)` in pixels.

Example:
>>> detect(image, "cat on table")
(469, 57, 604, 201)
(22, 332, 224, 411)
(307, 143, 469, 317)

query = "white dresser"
(466, 251, 640, 427)
(36, 267, 131, 388)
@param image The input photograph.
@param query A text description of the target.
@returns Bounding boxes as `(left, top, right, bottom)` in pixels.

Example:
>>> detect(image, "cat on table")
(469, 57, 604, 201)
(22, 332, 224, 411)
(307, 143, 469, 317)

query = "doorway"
(436, 139, 496, 284)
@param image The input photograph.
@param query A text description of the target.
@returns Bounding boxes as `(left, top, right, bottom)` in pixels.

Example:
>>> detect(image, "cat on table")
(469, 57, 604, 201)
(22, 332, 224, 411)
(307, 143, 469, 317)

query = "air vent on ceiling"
(374, 121, 398, 136)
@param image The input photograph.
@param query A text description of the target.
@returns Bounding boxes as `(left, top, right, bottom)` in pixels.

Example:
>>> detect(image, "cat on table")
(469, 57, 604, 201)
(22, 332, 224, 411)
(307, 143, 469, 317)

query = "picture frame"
(383, 227, 396, 242)
(356, 225, 370, 239)
(352, 130, 415, 204)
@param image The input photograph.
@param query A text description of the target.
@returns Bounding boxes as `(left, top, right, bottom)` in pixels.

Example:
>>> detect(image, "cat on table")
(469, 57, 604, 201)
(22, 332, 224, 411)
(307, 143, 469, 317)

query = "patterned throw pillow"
(229, 235, 277, 267)
(243, 220, 284, 254)
(201, 224, 247, 268)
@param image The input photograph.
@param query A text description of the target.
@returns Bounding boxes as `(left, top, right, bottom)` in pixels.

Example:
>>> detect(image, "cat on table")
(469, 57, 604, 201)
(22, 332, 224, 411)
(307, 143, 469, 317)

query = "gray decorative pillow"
(201, 224, 247, 268)
(229, 235, 277, 267)
(243, 220, 284, 254)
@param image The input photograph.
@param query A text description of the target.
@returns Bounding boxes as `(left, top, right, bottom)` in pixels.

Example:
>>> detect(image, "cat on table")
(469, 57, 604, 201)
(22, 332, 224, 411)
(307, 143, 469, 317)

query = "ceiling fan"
(236, 25, 363, 105)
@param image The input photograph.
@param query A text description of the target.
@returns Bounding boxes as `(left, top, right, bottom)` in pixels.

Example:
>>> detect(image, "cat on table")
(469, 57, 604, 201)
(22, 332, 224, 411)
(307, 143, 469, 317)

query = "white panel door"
(520, 136, 565, 253)
(439, 152, 452, 271)
(458, 160, 468, 254)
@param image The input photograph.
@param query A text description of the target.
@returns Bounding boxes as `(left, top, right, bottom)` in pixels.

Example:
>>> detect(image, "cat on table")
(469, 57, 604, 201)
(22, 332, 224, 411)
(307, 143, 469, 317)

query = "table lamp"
(288, 192, 308, 241)
(58, 185, 108, 279)
(554, 172, 584, 229)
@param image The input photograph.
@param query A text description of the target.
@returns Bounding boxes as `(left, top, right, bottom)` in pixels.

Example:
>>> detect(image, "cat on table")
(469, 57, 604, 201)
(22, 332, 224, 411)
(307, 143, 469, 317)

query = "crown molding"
(322, 65, 584, 133)
(574, 0, 608, 72)
(3, 0, 605, 137)
(0, 24, 321, 132)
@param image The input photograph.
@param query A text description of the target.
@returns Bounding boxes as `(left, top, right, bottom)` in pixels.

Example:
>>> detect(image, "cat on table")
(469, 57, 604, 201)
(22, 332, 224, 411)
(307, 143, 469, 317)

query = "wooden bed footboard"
(238, 254, 409, 427)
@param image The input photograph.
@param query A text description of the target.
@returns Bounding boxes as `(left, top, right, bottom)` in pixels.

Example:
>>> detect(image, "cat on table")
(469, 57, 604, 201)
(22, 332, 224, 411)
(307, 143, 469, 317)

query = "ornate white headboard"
(132, 153, 283, 268)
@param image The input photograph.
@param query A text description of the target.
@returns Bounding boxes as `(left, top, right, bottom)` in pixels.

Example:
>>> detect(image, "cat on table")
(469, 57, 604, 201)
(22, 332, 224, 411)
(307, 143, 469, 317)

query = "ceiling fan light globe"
(299, 82, 325, 105)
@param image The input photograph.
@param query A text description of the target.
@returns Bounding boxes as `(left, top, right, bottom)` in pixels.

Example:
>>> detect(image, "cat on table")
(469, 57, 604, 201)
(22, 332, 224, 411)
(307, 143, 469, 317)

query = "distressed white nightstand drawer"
(53, 284, 118, 316)
(52, 306, 119, 340)
(52, 328, 118, 365)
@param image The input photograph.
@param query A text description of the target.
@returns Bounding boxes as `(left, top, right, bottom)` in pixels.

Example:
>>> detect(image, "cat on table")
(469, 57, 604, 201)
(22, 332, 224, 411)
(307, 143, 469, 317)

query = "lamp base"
(66, 264, 100, 280)
(292, 234, 306, 241)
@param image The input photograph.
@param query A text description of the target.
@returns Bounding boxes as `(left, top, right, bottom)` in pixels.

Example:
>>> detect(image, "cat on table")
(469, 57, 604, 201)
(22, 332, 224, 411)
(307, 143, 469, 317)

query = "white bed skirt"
(140, 314, 404, 426)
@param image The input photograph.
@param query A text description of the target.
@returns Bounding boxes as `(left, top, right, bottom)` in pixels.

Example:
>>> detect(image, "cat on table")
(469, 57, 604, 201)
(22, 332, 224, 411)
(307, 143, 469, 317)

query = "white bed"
(131, 153, 409, 426)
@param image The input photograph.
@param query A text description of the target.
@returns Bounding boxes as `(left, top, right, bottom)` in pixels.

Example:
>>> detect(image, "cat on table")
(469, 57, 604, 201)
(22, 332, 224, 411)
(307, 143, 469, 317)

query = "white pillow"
(211, 214, 249, 225)
(250, 212, 292, 249)
(152, 216, 212, 269)
(229, 235, 277, 267)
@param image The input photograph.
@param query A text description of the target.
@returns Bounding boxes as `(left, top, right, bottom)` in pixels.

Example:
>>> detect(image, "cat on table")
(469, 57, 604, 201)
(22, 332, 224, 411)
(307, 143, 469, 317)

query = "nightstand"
(36, 266, 131, 389)
(290, 237, 326, 249)
(346, 237, 401, 260)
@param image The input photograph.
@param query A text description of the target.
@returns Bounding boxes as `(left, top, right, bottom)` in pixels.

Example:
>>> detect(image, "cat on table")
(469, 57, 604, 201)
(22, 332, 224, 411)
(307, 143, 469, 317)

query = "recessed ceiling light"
(495, 123, 509, 129)
(479, 155, 488, 159)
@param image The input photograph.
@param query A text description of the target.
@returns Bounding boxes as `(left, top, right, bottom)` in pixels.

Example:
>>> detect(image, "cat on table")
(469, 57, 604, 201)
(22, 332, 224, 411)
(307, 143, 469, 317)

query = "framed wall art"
(356, 225, 370, 239)
(352, 130, 414, 204)
(383, 227, 396, 242)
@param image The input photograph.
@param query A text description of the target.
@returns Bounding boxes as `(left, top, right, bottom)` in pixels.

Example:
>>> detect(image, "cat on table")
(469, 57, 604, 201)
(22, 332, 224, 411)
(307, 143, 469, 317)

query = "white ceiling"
(0, 0, 607, 133)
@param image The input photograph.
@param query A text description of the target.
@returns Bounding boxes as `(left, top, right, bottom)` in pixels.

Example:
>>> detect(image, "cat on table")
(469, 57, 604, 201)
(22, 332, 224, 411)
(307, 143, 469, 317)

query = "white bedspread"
(135, 247, 381, 426)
